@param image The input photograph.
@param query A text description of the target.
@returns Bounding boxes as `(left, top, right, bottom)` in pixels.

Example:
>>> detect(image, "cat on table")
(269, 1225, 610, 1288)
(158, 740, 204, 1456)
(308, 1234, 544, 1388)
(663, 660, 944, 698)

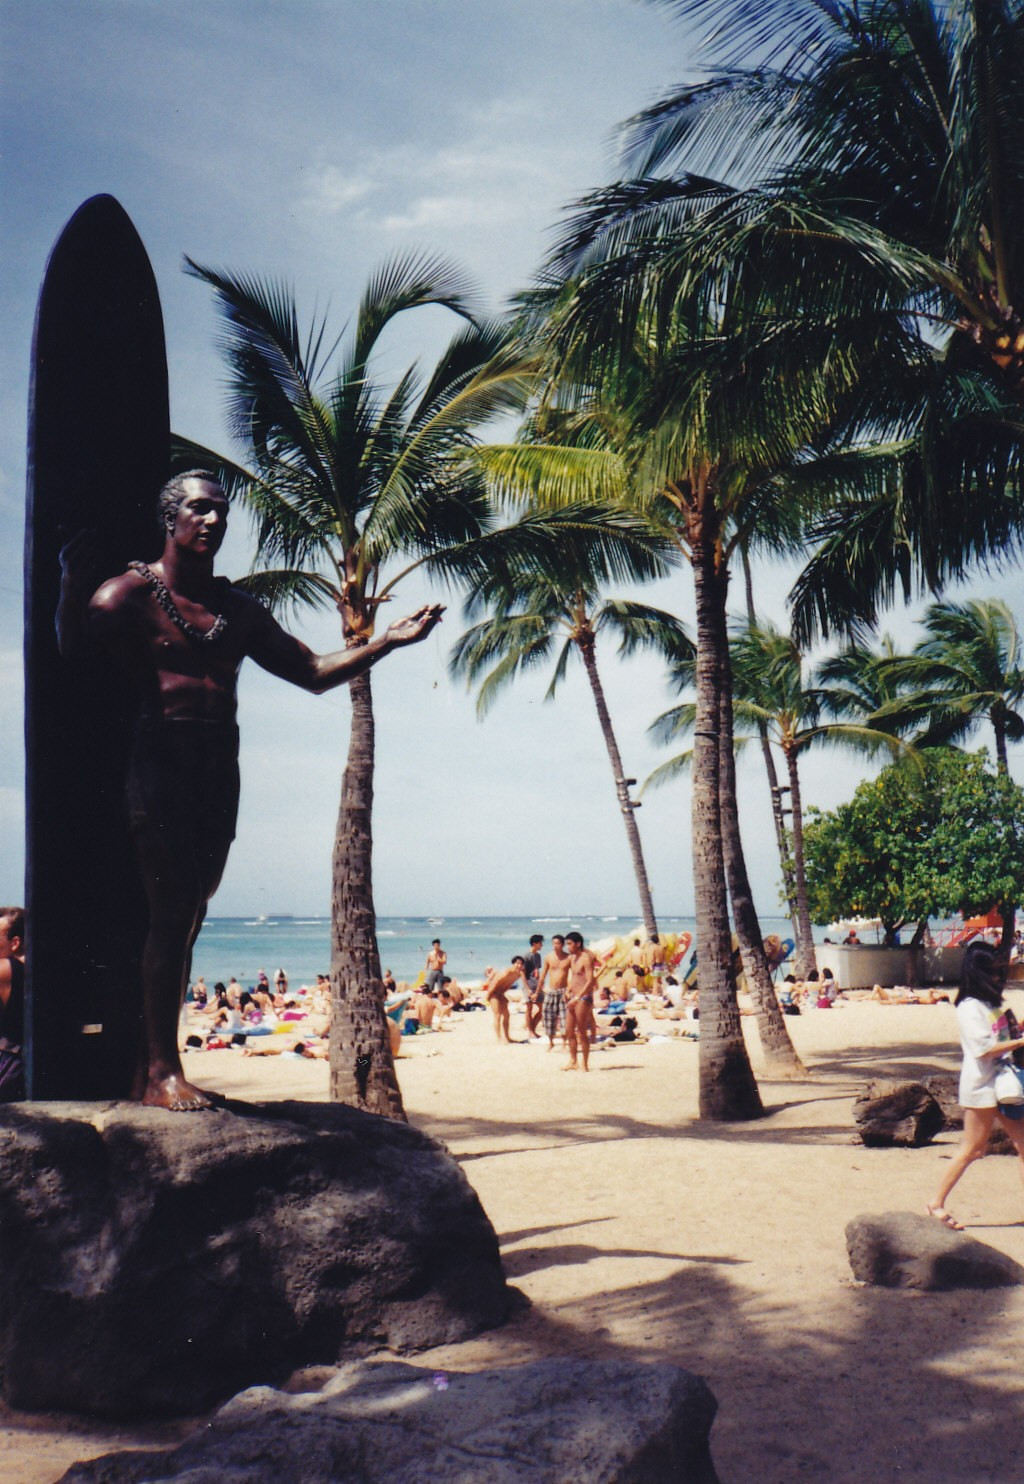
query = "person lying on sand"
(242, 1038, 327, 1058)
(871, 983, 951, 1004)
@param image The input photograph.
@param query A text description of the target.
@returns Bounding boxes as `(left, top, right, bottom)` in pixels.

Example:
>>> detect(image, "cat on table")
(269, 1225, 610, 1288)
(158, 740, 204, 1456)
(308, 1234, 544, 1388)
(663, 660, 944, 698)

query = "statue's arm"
(57, 534, 137, 664)
(56, 530, 110, 661)
(243, 598, 444, 693)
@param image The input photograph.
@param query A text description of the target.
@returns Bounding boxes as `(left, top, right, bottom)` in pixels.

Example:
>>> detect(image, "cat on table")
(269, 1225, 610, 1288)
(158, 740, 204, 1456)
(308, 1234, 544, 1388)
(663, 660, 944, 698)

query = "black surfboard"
(25, 195, 169, 1098)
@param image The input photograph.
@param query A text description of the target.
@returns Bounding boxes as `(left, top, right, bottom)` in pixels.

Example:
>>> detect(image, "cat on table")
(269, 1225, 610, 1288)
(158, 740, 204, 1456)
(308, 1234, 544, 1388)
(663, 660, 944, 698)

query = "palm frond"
(595, 599, 694, 661)
(232, 567, 340, 618)
(642, 751, 694, 792)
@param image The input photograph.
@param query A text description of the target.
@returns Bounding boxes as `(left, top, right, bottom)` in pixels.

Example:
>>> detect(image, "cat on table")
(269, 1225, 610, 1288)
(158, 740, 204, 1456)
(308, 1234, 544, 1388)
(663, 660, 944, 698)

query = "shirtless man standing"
(58, 470, 442, 1111)
(523, 933, 545, 1039)
(564, 931, 599, 1071)
(641, 934, 667, 990)
(483, 957, 528, 1043)
(424, 939, 447, 996)
(536, 934, 570, 1051)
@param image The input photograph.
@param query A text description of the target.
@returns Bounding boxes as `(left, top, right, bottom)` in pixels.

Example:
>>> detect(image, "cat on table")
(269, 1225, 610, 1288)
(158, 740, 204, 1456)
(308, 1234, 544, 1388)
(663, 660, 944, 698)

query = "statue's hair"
(158, 469, 224, 533)
(0, 907, 24, 944)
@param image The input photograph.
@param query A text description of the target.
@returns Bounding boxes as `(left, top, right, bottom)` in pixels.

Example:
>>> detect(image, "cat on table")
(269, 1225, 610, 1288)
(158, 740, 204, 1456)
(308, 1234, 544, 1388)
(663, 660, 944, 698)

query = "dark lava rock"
(0, 1100, 508, 1417)
(58, 1357, 721, 1484)
(853, 1080, 945, 1147)
(846, 1211, 1024, 1290)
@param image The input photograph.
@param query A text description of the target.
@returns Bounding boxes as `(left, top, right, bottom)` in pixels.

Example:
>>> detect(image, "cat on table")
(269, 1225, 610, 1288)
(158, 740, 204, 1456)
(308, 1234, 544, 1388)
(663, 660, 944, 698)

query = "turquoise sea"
(190, 912, 803, 990)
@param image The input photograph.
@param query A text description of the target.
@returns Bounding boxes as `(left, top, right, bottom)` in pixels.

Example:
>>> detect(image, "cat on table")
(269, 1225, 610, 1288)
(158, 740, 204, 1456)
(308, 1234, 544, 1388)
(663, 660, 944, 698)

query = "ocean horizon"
(191, 912, 806, 990)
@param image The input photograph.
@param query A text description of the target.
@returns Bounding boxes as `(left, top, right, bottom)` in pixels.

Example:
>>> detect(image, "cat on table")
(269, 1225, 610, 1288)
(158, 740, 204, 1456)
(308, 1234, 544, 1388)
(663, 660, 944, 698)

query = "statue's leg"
(124, 720, 239, 1108)
(131, 824, 215, 1109)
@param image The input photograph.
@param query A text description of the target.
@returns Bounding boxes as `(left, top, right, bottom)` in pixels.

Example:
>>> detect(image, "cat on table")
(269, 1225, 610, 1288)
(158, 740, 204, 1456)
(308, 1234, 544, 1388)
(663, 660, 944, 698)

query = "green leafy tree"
(804, 749, 1024, 943)
(450, 563, 688, 937)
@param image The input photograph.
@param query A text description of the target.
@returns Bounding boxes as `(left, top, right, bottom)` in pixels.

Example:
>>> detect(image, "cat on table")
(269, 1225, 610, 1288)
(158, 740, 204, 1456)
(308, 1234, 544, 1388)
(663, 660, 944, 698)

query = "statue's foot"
(141, 1073, 213, 1111)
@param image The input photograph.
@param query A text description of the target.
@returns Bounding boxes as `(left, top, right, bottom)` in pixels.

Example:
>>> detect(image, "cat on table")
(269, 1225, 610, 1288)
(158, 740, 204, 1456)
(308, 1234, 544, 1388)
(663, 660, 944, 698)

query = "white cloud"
(299, 165, 377, 214)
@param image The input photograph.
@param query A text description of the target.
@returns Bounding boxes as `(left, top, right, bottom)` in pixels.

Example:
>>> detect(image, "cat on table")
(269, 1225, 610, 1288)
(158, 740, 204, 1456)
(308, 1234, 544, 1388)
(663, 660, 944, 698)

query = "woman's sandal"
(926, 1204, 964, 1230)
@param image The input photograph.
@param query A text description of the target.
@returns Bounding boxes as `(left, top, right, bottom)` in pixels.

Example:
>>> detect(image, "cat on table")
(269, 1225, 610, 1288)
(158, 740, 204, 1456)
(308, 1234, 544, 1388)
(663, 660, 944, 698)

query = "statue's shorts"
(126, 718, 240, 853)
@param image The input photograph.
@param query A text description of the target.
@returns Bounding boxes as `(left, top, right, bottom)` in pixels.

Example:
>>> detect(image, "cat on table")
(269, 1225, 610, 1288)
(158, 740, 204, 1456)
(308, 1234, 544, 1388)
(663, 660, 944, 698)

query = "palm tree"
(179, 253, 541, 1119)
(621, 1, 1024, 637)
(874, 598, 1024, 775)
(653, 621, 914, 972)
(519, 253, 870, 1114)
(450, 564, 688, 937)
(644, 636, 806, 1075)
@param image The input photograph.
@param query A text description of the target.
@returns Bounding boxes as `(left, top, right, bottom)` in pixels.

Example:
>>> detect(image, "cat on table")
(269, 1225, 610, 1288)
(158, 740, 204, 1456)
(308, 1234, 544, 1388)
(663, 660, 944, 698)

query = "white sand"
(5, 994, 1024, 1483)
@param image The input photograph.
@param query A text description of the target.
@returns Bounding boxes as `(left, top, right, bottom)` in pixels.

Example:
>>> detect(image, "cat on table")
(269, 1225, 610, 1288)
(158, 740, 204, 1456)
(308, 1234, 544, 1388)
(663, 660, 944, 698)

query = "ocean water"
(189, 912, 801, 990)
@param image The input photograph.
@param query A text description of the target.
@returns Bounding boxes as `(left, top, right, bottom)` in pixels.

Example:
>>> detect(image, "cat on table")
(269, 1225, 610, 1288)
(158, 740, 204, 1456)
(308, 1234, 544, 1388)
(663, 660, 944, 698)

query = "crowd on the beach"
(179, 930, 692, 1071)
(181, 968, 332, 1060)
(178, 927, 1024, 1081)
(179, 915, 1024, 1091)
(179, 929, 771, 1073)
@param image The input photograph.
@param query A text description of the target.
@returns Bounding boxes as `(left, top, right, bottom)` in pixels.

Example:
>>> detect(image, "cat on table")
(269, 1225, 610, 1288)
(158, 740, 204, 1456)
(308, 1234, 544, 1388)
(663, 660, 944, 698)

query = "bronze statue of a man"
(58, 471, 441, 1110)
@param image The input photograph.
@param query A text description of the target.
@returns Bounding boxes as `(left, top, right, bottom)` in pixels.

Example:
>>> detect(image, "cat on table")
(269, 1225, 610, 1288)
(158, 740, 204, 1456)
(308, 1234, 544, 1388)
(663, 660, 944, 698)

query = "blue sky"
(2, 0, 1021, 918)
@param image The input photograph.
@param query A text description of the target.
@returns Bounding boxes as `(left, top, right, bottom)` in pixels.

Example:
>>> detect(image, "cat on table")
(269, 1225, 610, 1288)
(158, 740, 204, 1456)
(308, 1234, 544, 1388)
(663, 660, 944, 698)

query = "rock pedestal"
(846, 1211, 1024, 1290)
(0, 1101, 509, 1417)
(59, 1358, 721, 1484)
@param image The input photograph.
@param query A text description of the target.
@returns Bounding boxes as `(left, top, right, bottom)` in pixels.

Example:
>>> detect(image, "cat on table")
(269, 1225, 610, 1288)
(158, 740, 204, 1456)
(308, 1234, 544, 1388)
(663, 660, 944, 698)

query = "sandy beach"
(4, 994, 1024, 1484)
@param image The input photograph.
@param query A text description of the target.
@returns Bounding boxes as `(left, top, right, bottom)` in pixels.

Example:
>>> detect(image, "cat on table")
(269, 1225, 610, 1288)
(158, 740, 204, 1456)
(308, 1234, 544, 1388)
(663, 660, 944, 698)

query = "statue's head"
(159, 470, 225, 535)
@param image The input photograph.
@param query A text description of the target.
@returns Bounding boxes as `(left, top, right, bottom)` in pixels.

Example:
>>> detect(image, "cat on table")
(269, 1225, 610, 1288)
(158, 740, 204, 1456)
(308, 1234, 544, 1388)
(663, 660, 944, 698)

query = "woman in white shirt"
(928, 942, 1024, 1229)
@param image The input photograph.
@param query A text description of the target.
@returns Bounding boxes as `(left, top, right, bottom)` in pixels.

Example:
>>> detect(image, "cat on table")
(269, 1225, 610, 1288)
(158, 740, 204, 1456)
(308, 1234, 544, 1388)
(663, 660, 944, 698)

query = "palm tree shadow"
(438, 1251, 1024, 1481)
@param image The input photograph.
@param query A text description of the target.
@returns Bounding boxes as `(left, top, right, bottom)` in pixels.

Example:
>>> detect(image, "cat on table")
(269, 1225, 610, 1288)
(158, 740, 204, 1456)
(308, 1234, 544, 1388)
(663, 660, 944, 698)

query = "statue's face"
(172, 479, 229, 554)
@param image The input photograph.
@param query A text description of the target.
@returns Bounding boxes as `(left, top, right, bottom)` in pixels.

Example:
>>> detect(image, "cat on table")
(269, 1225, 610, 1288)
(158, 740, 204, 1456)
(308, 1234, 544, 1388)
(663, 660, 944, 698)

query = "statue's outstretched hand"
(385, 603, 445, 647)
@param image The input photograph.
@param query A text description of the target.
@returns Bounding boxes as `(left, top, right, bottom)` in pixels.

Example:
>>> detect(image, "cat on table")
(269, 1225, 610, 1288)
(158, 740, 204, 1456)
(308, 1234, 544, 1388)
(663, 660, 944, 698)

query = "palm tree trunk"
(690, 534, 763, 1120)
(784, 743, 817, 980)
(718, 657, 805, 1078)
(739, 550, 799, 929)
(994, 712, 1009, 775)
(329, 667, 406, 1120)
(762, 738, 800, 930)
(576, 634, 658, 938)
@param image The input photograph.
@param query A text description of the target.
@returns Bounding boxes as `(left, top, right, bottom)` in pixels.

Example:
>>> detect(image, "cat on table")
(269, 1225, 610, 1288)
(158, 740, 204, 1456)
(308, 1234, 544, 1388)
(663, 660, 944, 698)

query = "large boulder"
(0, 1101, 509, 1418)
(846, 1212, 1024, 1290)
(58, 1357, 721, 1484)
(852, 1080, 945, 1147)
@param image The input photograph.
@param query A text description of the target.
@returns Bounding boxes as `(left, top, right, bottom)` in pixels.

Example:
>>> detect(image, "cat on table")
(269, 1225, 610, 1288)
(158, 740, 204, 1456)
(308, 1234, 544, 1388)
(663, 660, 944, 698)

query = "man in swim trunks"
(536, 934, 570, 1050)
(483, 957, 528, 1043)
(641, 934, 667, 983)
(58, 470, 442, 1111)
(564, 931, 599, 1071)
(424, 939, 447, 995)
(523, 933, 545, 1039)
